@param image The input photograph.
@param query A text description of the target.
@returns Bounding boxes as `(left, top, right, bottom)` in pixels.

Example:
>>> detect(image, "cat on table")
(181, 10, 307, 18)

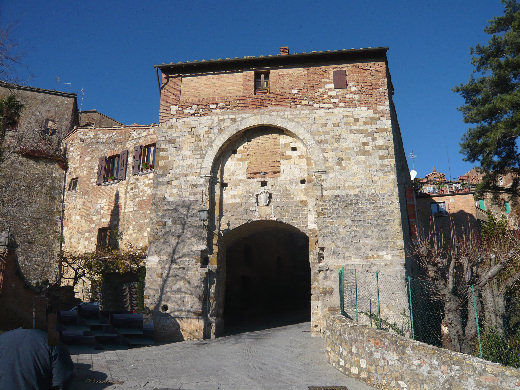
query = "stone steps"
(58, 302, 154, 350)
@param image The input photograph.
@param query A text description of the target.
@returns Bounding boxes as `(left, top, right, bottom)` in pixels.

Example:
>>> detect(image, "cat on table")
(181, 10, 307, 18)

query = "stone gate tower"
(145, 47, 412, 340)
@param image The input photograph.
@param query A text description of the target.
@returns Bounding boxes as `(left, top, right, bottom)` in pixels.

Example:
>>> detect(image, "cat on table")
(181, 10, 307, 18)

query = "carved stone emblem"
(256, 189, 271, 206)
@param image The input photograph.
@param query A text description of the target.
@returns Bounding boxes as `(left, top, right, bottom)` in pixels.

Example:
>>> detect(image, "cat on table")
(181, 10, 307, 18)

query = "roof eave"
(155, 47, 389, 73)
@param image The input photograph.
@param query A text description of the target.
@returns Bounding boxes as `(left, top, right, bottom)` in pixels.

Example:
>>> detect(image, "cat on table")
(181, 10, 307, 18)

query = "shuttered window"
(96, 150, 128, 185)
(96, 157, 106, 185)
(133, 143, 156, 174)
(478, 199, 486, 211)
(132, 145, 143, 175)
(505, 201, 511, 214)
(118, 150, 128, 180)
(333, 70, 347, 89)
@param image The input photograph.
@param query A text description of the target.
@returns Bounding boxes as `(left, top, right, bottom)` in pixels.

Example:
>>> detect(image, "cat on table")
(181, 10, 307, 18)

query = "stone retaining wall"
(325, 314, 520, 390)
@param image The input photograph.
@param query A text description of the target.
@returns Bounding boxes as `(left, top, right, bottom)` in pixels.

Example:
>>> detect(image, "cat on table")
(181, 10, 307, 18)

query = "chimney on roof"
(280, 46, 289, 56)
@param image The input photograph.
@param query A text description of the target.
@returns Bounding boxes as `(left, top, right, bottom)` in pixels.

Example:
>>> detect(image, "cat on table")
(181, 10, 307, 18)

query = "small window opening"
(68, 178, 78, 191)
(161, 304, 168, 312)
(221, 182, 228, 188)
(260, 180, 267, 187)
(300, 179, 306, 184)
(291, 146, 297, 151)
(97, 227, 109, 250)
(431, 201, 447, 216)
(43, 119, 57, 136)
(254, 71, 270, 95)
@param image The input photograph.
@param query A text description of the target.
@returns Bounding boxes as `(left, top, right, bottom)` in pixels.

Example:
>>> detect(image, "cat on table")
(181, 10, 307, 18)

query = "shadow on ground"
(69, 363, 118, 389)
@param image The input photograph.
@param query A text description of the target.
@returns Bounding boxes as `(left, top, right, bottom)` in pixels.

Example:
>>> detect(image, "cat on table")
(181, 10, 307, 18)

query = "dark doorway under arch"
(222, 223, 311, 334)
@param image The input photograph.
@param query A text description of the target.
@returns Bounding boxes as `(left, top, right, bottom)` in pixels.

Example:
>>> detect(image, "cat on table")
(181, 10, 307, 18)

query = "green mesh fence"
(338, 267, 482, 353)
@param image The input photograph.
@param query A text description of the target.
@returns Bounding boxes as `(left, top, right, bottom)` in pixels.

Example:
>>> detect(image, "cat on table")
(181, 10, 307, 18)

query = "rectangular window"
(430, 201, 447, 216)
(97, 227, 118, 251)
(140, 143, 156, 172)
(254, 71, 270, 95)
(505, 201, 511, 214)
(105, 154, 120, 182)
(68, 178, 78, 191)
(478, 199, 486, 211)
(97, 227, 110, 250)
(96, 150, 128, 185)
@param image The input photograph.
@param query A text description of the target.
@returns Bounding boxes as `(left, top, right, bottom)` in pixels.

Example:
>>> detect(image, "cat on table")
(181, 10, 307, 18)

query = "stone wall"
(146, 104, 411, 340)
(62, 125, 156, 298)
(325, 314, 520, 390)
(63, 125, 157, 253)
(0, 155, 65, 286)
(0, 82, 77, 286)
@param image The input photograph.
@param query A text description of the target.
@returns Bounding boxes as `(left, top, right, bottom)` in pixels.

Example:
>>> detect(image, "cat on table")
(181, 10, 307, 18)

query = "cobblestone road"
(70, 322, 373, 390)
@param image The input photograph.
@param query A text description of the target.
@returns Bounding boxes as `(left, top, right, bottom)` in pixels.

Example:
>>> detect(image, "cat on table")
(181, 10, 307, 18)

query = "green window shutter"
(479, 199, 486, 211)
(505, 201, 511, 214)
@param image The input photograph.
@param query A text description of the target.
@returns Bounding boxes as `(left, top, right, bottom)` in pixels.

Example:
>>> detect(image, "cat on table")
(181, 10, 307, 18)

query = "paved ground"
(69, 322, 373, 390)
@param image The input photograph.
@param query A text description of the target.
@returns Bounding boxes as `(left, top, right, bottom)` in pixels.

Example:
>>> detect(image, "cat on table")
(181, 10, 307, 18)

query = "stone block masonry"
(326, 314, 520, 390)
(144, 48, 413, 340)
(63, 125, 156, 298)
(146, 107, 411, 339)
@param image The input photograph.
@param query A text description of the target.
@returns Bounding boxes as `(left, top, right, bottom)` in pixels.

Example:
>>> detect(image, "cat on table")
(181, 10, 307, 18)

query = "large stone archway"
(204, 124, 320, 336)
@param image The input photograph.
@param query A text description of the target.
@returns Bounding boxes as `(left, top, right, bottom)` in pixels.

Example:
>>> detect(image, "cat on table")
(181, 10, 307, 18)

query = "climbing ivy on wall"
(0, 94, 23, 161)
(60, 246, 147, 301)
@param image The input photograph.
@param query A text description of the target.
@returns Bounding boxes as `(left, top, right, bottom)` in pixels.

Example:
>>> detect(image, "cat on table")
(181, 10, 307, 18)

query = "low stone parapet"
(325, 314, 520, 390)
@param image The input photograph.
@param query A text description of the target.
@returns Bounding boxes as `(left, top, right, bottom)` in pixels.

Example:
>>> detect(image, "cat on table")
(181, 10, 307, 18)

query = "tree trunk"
(481, 281, 505, 333)
(443, 294, 464, 352)
(462, 287, 478, 354)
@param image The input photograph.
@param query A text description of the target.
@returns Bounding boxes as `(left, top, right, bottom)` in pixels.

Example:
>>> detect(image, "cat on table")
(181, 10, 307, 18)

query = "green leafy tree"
(454, 0, 520, 190)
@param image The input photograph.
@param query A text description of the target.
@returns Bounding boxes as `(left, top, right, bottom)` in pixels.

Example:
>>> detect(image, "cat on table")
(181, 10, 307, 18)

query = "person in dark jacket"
(0, 328, 73, 390)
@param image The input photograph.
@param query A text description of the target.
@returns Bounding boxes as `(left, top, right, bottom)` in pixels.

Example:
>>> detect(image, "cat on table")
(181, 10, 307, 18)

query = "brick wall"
(159, 62, 389, 122)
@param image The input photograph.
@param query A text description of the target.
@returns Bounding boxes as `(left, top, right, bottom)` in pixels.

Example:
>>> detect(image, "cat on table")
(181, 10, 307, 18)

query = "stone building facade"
(142, 47, 413, 340)
(61, 47, 412, 340)
(62, 124, 157, 296)
(0, 81, 77, 287)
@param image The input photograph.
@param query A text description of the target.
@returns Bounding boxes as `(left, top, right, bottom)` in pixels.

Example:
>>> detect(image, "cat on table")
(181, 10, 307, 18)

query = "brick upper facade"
(157, 48, 391, 122)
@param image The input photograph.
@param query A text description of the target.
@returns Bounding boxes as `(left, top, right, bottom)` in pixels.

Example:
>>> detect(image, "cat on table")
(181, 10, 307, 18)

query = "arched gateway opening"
(221, 221, 311, 334)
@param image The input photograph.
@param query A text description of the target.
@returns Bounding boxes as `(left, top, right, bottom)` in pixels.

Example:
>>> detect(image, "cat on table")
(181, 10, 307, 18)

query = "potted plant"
(142, 162, 153, 171)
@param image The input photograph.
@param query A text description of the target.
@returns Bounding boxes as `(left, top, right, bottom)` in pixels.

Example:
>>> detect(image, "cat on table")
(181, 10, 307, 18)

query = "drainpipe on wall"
(58, 143, 68, 282)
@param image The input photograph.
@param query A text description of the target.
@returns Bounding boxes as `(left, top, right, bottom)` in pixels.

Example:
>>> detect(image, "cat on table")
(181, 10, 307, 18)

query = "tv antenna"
(409, 150, 417, 170)
(78, 88, 85, 111)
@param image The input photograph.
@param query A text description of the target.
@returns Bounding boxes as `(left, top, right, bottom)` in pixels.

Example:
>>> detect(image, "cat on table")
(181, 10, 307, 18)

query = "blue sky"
(0, 0, 506, 179)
